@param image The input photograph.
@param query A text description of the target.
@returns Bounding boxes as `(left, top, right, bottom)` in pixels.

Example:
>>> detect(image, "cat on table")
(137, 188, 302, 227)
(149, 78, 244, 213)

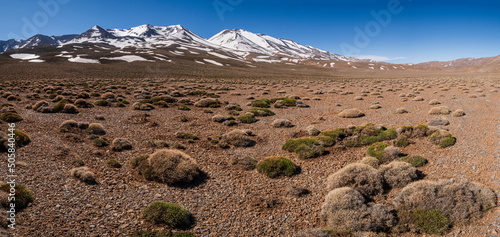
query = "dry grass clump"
(320, 187, 396, 232)
(111, 138, 133, 151)
(428, 106, 451, 115)
(194, 98, 220, 108)
(367, 142, 389, 161)
(74, 99, 94, 108)
(131, 149, 203, 186)
(61, 104, 79, 114)
(379, 161, 418, 189)
(87, 123, 106, 135)
(271, 119, 293, 128)
(0, 111, 23, 123)
(394, 108, 408, 114)
(428, 99, 441, 105)
(381, 146, 402, 163)
(338, 108, 364, 118)
(70, 166, 97, 184)
(451, 109, 466, 117)
(359, 156, 380, 168)
(132, 102, 154, 111)
(0, 183, 33, 211)
(221, 129, 256, 147)
(230, 156, 257, 170)
(393, 179, 497, 233)
(326, 163, 384, 196)
(212, 115, 234, 123)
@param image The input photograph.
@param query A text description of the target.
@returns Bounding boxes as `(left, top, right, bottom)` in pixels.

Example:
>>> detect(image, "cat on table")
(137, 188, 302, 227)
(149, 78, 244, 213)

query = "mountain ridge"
(0, 24, 360, 62)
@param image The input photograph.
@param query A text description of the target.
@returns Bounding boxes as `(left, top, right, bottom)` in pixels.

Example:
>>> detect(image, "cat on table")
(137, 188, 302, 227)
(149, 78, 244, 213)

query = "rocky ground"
(0, 77, 499, 236)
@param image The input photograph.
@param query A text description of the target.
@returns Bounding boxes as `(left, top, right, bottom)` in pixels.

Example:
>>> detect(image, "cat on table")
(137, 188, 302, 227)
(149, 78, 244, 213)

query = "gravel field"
(0, 77, 498, 236)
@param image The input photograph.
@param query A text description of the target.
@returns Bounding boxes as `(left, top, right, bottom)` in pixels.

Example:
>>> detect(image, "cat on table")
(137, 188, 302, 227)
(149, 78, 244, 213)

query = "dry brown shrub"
(379, 161, 418, 189)
(338, 108, 364, 118)
(393, 179, 497, 224)
(70, 166, 96, 184)
(147, 149, 202, 185)
(221, 129, 256, 147)
(359, 156, 380, 168)
(326, 163, 384, 196)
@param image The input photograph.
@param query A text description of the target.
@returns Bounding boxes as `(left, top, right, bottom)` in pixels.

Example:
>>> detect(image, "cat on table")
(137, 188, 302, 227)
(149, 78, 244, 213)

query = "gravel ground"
(0, 77, 498, 236)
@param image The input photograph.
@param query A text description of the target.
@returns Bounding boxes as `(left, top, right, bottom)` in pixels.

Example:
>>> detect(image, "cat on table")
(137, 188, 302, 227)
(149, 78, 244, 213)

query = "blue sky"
(2, 0, 500, 63)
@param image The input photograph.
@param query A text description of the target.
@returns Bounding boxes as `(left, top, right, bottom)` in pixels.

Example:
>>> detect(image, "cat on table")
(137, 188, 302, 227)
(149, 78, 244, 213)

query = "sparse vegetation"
(256, 156, 298, 178)
(142, 201, 193, 229)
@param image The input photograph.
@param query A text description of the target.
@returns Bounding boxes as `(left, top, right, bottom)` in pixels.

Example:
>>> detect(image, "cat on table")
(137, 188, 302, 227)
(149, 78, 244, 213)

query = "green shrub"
(130, 230, 195, 237)
(280, 98, 297, 106)
(282, 138, 318, 152)
(248, 108, 275, 116)
(178, 105, 191, 111)
(380, 129, 398, 140)
(176, 132, 199, 140)
(237, 114, 257, 124)
(230, 156, 257, 170)
(256, 156, 298, 178)
(228, 110, 239, 116)
(90, 92, 101, 97)
(317, 136, 335, 147)
(251, 99, 271, 108)
(319, 128, 347, 140)
(14, 130, 31, 147)
(94, 100, 109, 106)
(1, 184, 33, 211)
(0, 112, 23, 122)
(142, 201, 193, 229)
(93, 137, 109, 147)
(107, 159, 122, 168)
(295, 143, 326, 159)
(400, 155, 428, 167)
(367, 142, 389, 160)
(395, 136, 410, 147)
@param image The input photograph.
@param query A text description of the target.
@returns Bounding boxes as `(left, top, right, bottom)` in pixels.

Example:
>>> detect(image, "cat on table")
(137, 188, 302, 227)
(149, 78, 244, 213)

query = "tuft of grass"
(405, 209, 450, 235)
(294, 143, 326, 159)
(282, 138, 318, 152)
(130, 230, 195, 237)
(107, 159, 122, 168)
(399, 155, 428, 167)
(14, 130, 31, 147)
(367, 142, 389, 160)
(237, 114, 257, 124)
(94, 100, 109, 106)
(251, 99, 271, 108)
(319, 128, 347, 140)
(248, 108, 275, 116)
(0, 112, 23, 123)
(280, 98, 297, 107)
(256, 156, 298, 178)
(1, 184, 33, 211)
(395, 136, 410, 147)
(176, 132, 199, 140)
(178, 105, 191, 111)
(92, 137, 109, 147)
(142, 201, 193, 229)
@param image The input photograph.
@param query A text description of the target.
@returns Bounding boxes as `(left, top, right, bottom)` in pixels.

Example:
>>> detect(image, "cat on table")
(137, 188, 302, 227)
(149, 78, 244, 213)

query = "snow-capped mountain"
(0, 24, 360, 62)
(208, 29, 352, 61)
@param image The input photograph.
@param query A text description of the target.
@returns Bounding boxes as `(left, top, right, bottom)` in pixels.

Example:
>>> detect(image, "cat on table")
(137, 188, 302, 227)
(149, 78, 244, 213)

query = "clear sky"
(2, 0, 500, 63)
